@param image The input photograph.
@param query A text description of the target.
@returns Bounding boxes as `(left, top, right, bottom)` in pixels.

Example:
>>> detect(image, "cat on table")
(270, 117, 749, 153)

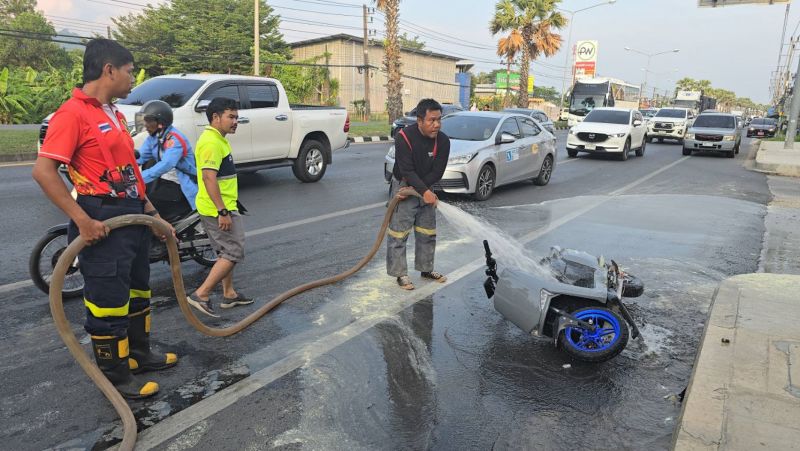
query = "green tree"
(0, 0, 35, 18)
(532, 85, 560, 104)
(271, 54, 340, 105)
(398, 32, 424, 50)
(491, 0, 565, 108)
(375, 0, 403, 122)
(0, 9, 71, 70)
(112, 0, 290, 76)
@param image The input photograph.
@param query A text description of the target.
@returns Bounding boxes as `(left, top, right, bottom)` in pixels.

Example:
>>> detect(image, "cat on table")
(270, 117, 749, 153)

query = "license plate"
(585, 143, 596, 150)
(757, 131, 764, 136)
(701, 142, 714, 147)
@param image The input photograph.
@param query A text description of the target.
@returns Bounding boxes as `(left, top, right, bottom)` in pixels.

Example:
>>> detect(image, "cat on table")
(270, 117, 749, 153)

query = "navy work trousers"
(68, 195, 151, 337)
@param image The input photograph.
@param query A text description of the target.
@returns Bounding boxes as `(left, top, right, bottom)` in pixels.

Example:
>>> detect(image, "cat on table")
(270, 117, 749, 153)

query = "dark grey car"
(502, 108, 555, 133)
(746, 118, 778, 138)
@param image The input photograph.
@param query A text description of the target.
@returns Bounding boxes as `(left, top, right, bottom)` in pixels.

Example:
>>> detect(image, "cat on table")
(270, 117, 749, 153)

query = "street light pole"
(558, 0, 616, 110)
(625, 47, 679, 107)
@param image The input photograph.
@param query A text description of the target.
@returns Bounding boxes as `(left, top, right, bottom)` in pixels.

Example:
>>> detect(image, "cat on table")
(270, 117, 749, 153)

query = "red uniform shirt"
(39, 88, 145, 199)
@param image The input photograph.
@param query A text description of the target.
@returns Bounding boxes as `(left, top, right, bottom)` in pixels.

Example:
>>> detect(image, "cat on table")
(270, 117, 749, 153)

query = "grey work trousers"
(386, 179, 437, 277)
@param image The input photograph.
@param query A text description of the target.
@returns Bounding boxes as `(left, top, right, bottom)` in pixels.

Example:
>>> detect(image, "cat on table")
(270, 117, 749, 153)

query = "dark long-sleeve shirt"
(392, 124, 450, 194)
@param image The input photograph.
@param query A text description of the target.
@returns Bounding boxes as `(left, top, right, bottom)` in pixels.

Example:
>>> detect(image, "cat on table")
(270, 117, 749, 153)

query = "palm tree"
(374, 0, 403, 122)
(491, 0, 565, 108)
(497, 30, 523, 105)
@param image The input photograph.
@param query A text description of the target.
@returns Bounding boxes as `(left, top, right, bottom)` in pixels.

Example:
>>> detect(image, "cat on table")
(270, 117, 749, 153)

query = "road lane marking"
(134, 152, 693, 448)
(0, 279, 34, 294)
(245, 202, 385, 238)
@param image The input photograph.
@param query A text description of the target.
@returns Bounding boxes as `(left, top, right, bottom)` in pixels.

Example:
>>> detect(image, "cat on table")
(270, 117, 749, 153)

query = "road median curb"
(754, 140, 800, 177)
(0, 152, 36, 163)
(348, 136, 393, 143)
(673, 273, 800, 450)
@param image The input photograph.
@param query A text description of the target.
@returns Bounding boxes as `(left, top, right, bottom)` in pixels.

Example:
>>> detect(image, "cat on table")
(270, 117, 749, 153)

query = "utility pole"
(784, 50, 800, 149)
(107, 26, 111, 39)
(362, 4, 371, 119)
(254, 0, 260, 76)
(774, 2, 791, 104)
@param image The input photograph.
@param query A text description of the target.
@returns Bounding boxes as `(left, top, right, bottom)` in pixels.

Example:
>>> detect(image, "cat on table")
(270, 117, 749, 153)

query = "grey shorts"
(200, 213, 245, 263)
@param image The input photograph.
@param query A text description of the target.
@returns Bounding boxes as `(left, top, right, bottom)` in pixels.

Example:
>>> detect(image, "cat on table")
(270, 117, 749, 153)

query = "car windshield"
(642, 110, 657, 117)
(693, 115, 735, 129)
(655, 109, 686, 118)
(751, 118, 776, 125)
(583, 110, 630, 125)
(441, 115, 500, 141)
(117, 78, 204, 108)
(569, 94, 605, 116)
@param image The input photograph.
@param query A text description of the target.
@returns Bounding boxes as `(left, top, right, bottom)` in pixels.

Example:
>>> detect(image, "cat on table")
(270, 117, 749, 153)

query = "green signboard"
(495, 72, 534, 93)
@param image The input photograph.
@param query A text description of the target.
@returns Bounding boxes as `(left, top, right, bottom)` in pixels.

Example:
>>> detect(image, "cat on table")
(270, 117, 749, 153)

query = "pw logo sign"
(575, 40, 598, 63)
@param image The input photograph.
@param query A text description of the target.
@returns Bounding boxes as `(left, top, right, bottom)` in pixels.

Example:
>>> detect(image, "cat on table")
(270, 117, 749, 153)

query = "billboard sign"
(495, 72, 534, 94)
(574, 40, 598, 80)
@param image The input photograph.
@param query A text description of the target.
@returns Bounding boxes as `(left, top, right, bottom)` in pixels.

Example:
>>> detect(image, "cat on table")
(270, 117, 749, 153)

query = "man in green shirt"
(186, 97, 254, 317)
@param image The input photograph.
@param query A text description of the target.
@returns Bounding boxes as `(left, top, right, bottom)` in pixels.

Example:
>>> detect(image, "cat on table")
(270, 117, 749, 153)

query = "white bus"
(567, 78, 641, 126)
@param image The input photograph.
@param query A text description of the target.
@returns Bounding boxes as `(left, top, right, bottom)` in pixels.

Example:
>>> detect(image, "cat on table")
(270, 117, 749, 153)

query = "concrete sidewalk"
(673, 274, 800, 450)
(755, 140, 800, 177)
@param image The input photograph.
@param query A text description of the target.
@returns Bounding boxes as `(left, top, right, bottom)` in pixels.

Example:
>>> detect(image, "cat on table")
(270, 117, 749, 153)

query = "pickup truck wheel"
(682, 147, 692, 156)
(293, 139, 328, 183)
(567, 148, 578, 158)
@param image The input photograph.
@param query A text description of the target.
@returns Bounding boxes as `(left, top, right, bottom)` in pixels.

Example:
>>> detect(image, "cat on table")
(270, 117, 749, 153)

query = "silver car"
(683, 113, 741, 158)
(384, 112, 557, 200)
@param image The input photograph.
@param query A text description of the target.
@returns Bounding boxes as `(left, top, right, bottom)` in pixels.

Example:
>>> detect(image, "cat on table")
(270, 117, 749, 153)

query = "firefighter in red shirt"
(32, 39, 176, 399)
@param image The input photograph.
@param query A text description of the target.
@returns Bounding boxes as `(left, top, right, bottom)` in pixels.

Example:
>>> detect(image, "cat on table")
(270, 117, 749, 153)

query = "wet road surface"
(0, 133, 771, 449)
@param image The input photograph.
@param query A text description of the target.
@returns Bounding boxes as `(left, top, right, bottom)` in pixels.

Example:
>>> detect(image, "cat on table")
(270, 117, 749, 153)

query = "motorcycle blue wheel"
(559, 307, 629, 362)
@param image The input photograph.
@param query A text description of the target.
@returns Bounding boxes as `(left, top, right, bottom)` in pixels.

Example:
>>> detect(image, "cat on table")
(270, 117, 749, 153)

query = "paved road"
(0, 131, 771, 449)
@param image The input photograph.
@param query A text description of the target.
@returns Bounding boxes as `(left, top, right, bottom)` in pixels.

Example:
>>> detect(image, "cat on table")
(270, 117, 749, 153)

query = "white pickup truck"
(40, 74, 350, 182)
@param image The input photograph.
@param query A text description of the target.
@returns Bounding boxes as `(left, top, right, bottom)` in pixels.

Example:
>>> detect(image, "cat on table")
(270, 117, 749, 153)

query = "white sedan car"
(384, 112, 557, 200)
(566, 107, 647, 161)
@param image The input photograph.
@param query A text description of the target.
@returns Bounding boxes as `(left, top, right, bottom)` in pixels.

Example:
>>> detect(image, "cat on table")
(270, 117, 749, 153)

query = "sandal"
(396, 276, 415, 290)
(421, 271, 447, 283)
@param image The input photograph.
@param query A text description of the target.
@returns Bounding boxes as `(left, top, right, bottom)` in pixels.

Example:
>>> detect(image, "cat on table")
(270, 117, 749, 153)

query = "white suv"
(647, 107, 693, 144)
(566, 107, 647, 161)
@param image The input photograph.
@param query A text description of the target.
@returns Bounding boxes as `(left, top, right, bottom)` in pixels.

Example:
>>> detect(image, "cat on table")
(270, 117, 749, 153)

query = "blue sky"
(38, 0, 796, 104)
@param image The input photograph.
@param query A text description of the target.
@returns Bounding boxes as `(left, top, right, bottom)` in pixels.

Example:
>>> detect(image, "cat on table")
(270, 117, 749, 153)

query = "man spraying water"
(387, 98, 451, 290)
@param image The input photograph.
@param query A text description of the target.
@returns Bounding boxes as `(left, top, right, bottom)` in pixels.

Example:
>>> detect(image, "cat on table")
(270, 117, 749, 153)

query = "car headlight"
(568, 128, 576, 135)
(685, 133, 695, 140)
(612, 133, 627, 138)
(748, 127, 755, 131)
(673, 121, 685, 127)
(723, 135, 735, 141)
(448, 152, 477, 165)
(387, 146, 395, 159)
(769, 128, 776, 132)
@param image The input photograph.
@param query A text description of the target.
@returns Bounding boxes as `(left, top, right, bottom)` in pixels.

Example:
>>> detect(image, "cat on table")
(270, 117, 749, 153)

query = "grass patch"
(766, 133, 800, 142)
(0, 129, 39, 155)
(348, 122, 390, 137)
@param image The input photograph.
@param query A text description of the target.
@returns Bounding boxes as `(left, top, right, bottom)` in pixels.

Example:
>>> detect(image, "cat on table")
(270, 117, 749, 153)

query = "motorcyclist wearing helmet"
(136, 100, 198, 219)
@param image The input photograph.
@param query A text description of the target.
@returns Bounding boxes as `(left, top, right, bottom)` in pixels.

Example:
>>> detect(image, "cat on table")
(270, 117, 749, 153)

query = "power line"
(45, 14, 114, 27)
(271, 4, 362, 17)
(290, 0, 362, 8)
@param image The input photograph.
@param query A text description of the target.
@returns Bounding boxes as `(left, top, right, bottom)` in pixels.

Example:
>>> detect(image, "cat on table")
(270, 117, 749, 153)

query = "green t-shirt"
(195, 126, 238, 216)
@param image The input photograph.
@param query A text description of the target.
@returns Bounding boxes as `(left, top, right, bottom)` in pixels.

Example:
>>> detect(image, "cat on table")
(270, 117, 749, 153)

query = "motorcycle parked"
(29, 209, 217, 298)
(482, 240, 643, 362)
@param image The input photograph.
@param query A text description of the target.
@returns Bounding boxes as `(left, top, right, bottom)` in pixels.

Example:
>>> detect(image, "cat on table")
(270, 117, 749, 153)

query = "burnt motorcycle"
(483, 240, 643, 362)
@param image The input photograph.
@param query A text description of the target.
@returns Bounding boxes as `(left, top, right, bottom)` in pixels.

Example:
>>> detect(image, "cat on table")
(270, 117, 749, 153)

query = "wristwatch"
(218, 208, 230, 217)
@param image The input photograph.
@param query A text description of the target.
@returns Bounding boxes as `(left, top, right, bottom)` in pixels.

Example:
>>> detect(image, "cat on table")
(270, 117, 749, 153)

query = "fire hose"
(48, 188, 421, 451)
